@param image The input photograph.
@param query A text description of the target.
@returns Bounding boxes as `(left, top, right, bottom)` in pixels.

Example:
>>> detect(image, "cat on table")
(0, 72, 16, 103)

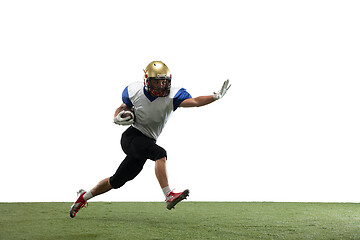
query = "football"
(121, 106, 135, 120)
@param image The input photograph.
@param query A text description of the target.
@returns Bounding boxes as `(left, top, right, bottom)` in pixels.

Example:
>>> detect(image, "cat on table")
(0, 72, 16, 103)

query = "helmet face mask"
(144, 61, 172, 97)
(146, 78, 171, 97)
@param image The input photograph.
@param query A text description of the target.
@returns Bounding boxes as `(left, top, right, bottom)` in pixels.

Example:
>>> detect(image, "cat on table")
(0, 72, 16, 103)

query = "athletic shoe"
(165, 189, 189, 210)
(69, 189, 88, 218)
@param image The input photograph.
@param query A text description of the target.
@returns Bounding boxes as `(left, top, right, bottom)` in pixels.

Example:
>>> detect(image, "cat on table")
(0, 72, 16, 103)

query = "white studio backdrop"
(0, 0, 359, 202)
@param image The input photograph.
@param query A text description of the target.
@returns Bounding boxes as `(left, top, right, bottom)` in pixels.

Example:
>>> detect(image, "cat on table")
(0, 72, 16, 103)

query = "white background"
(1, 0, 359, 202)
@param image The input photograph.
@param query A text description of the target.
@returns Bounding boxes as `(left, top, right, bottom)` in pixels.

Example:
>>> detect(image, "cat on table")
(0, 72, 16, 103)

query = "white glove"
(213, 79, 231, 100)
(114, 110, 134, 126)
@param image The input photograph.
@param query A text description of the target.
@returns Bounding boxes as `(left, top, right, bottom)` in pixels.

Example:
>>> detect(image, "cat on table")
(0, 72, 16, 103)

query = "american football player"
(70, 61, 231, 217)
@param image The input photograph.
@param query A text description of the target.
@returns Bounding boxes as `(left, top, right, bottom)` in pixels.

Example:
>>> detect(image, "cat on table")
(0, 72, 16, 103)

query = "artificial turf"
(1, 202, 359, 239)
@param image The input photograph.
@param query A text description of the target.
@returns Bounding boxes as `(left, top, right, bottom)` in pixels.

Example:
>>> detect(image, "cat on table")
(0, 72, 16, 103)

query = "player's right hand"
(114, 110, 134, 125)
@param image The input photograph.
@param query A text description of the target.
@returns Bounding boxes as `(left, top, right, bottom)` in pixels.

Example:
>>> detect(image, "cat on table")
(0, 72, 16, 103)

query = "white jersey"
(122, 81, 192, 140)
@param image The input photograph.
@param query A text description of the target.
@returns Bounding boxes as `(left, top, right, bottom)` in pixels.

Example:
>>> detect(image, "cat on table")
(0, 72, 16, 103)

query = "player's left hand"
(213, 79, 231, 100)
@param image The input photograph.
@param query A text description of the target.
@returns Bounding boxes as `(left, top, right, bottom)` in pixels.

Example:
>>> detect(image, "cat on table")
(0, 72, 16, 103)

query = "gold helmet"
(143, 61, 172, 97)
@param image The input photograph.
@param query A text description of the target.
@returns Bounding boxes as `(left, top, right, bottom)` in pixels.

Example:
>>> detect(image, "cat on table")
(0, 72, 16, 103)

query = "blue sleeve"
(122, 86, 133, 108)
(173, 88, 192, 111)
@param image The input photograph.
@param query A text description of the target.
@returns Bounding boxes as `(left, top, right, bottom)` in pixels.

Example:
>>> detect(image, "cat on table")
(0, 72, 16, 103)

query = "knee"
(109, 176, 125, 189)
(156, 156, 167, 162)
(153, 147, 167, 161)
(110, 174, 138, 189)
(109, 159, 147, 189)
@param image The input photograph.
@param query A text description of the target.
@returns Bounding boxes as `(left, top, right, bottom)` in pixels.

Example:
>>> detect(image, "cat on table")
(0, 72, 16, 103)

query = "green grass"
(1, 202, 360, 239)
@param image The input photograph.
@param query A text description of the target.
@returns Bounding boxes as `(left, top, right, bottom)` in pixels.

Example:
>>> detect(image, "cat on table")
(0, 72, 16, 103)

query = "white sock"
(83, 191, 94, 201)
(162, 186, 172, 197)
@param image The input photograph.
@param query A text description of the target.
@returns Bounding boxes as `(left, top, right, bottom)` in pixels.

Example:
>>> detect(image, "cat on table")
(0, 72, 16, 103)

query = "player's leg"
(69, 156, 146, 218)
(122, 127, 170, 193)
(109, 156, 147, 189)
(69, 178, 112, 218)
(90, 177, 113, 197)
(148, 145, 189, 210)
(78, 178, 113, 204)
(70, 127, 143, 218)
(155, 156, 169, 189)
(86, 126, 143, 195)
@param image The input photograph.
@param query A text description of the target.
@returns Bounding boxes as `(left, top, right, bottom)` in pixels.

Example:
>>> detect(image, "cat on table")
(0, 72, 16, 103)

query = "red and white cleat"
(69, 189, 88, 218)
(165, 189, 189, 210)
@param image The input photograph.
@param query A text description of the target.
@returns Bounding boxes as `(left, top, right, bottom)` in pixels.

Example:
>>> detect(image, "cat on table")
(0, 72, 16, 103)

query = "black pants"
(109, 126, 167, 189)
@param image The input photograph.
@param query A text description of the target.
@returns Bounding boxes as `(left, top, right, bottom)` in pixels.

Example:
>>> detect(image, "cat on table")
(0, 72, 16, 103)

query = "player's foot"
(69, 189, 88, 218)
(165, 189, 189, 210)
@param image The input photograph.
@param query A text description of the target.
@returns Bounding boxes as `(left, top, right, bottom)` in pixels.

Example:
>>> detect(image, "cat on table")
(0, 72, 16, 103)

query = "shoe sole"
(166, 189, 190, 210)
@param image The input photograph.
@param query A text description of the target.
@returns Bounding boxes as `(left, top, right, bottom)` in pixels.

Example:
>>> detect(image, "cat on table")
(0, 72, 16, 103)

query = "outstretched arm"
(180, 95, 216, 107)
(180, 79, 231, 108)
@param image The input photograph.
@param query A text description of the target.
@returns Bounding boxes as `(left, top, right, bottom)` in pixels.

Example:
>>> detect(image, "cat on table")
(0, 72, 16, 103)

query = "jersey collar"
(143, 87, 158, 102)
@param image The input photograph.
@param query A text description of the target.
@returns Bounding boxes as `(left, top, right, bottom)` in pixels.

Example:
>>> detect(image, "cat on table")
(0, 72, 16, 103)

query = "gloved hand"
(213, 79, 231, 100)
(114, 110, 134, 125)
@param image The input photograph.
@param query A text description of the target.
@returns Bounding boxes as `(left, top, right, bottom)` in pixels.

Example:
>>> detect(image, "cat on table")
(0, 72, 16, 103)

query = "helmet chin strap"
(150, 87, 166, 97)
(151, 91, 161, 97)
